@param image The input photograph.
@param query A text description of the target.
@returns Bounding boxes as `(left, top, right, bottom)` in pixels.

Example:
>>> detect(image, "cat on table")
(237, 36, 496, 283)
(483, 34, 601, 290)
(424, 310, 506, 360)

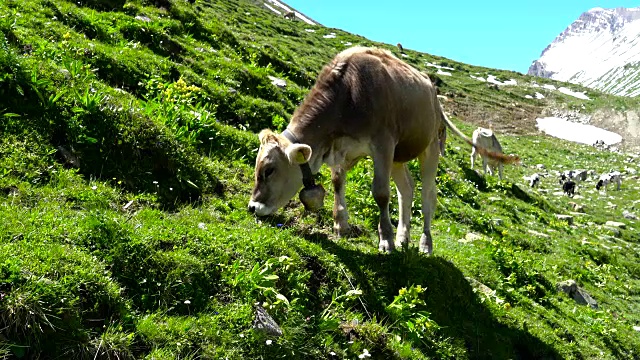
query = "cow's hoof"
(394, 239, 409, 250)
(419, 234, 433, 255)
(333, 223, 351, 237)
(378, 240, 394, 253)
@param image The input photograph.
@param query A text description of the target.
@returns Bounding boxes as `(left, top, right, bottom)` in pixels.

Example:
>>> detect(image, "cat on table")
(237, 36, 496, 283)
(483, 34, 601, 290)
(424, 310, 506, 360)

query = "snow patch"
(425, 62, 455, 71)
(542, 84, 556, 91)
(437, 69, 452, 76)
(536, 117, 622, 145)
(263, 3, 282, 15)
(487, 75, 517, 86)
(470, 75, 486, 82)
(264, 3, 282, 15)
(265, 0, 317, 25)
(525, 95, 533, 99)
(535, 92, 545, 99)
(305, 29, 315, 33)
(323, 33, 336, 39)
(558, 86, 591, 100)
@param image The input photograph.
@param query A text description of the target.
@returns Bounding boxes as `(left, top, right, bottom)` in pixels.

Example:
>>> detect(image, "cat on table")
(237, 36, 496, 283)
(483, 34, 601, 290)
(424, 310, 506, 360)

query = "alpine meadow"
(0, 0, 640, 359)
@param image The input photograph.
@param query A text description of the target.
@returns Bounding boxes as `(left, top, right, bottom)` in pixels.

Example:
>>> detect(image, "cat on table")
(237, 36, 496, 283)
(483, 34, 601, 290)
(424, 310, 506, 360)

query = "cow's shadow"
(296, 230, 562, 360)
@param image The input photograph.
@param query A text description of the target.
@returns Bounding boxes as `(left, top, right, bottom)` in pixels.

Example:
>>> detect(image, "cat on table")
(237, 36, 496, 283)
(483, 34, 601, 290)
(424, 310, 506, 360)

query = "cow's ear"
(258, 129, 277, 145)
(285, 144, 312, 165)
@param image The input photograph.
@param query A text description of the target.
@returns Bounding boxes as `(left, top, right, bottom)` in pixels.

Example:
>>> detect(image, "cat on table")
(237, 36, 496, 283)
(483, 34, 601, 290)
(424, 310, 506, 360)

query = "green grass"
(1, 0, 639, 358)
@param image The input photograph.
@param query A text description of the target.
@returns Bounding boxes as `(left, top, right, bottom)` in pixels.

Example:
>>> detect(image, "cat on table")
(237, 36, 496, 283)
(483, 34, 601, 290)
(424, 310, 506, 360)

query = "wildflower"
(184, 300, 191, 305)
(239, 333, 245, 338)
(91, 185, 97, 190)
(358, 349, 371, 358)
(266, 339, 272, 345)
(63, 32, 71, 40)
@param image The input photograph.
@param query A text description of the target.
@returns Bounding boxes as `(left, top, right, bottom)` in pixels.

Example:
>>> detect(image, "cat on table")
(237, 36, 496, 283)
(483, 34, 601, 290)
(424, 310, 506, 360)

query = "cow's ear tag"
(295, 152, 307, 164)
(299, 184, 325, 211)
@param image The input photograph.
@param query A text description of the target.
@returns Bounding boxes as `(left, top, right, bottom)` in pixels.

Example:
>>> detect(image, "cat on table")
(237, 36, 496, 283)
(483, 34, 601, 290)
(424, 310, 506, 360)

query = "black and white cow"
(559, 169, 588, 184)
(596, 171, 622, 191)
(562, 180, 576, 197)
(526, 173, 541, 188)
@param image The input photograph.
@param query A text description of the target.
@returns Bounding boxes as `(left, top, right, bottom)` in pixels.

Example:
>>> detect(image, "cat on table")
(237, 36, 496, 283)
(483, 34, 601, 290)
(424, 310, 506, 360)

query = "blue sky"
(283, 1, 640, 73)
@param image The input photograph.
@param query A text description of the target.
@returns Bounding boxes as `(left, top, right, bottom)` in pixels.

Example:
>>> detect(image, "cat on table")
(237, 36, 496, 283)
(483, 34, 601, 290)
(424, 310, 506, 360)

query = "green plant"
(386, 285, 439, 345)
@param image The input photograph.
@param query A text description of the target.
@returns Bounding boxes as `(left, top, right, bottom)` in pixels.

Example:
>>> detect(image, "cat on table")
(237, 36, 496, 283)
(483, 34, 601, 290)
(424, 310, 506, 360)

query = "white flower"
(358, 349, 371, 358)
(239, 334, 245, 338)
(266, 339, 273, 345)
(184, 300, 191, 305)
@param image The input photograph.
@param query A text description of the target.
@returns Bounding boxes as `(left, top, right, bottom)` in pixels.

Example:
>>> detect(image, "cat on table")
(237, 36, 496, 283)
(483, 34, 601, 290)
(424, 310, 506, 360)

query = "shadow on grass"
(299, 230, 561, 360)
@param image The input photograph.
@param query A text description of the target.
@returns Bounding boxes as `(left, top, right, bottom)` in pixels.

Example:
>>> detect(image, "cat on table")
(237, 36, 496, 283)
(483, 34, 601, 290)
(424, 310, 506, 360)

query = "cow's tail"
(438, 102, 520, 165)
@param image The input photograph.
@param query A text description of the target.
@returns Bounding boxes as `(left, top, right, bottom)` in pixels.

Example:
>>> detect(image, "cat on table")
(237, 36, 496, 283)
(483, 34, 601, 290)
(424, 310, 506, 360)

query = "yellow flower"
(63, 32, 71, 40)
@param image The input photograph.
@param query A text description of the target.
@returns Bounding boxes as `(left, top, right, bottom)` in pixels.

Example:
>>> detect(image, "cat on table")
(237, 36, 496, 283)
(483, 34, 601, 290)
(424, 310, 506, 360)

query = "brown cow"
(283, 11, 296, 20)
(248, 47, 518, 254)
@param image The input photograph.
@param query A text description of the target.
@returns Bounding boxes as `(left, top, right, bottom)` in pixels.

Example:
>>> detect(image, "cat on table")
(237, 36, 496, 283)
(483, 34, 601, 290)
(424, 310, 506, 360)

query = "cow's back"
(340, 48, 441, 162)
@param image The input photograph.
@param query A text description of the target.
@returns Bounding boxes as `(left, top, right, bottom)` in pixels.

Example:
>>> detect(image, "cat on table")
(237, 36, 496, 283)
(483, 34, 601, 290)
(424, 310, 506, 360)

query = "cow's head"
(248, 129, 313, 216)
(596, 179, 604, 190)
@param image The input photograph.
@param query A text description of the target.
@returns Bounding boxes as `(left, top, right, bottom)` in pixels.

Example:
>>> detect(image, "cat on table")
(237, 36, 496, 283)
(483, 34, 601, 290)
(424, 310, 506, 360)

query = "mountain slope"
(0, 0, 639, 359)
(528, 7, 640, 97)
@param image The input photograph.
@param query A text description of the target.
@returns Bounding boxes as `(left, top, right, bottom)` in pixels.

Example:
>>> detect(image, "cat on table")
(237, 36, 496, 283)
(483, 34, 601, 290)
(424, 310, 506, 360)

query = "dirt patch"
(446, 95, 544, 136)
(590, 108, 640, 152)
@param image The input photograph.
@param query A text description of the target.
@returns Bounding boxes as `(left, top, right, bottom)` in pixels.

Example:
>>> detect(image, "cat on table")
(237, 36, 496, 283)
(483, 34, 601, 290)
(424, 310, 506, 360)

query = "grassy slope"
(0, 0, 639, 359)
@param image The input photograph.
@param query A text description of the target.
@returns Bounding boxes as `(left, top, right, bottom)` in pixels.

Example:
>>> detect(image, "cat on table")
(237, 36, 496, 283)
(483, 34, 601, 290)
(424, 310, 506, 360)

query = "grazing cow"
(248, 47, 519, 254)
(470, 127, 506, 180)
(562, 180, 576, 197)
(596, 171, 622, 191)
(559, 169, 587, 184)
(528, 173, 541, 188)
(283, 11, 296, 20)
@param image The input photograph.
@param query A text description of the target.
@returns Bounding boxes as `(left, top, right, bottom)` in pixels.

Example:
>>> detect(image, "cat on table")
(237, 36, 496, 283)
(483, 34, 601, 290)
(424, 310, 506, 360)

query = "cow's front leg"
(391, 163, 414, 249)
(331, 166, 349, 236)
(372, 148, 394, 253)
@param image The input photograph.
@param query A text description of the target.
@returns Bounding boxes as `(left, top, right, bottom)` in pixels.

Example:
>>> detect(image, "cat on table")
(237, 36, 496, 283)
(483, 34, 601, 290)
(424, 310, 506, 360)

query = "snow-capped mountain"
(528, 7, 640, 97)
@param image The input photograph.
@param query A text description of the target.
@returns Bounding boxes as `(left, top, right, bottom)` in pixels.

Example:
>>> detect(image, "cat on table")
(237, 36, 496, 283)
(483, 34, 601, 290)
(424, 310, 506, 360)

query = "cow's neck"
(281, 128, 322, 189)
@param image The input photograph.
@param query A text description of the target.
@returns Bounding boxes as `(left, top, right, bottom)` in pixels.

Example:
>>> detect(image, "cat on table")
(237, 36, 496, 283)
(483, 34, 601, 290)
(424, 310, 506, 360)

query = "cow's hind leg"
(470, 147, 477, 169)
(331, 166, 349, 236)
(418, 142, 439, 255)
(483, 157, 492, 176)
(372, 146, 395, 253)
(391, 162, 414, 249)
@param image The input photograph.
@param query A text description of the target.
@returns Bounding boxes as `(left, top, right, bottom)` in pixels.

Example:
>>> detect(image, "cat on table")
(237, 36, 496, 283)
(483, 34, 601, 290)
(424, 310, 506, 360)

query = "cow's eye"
(264, 167, 275, 178)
